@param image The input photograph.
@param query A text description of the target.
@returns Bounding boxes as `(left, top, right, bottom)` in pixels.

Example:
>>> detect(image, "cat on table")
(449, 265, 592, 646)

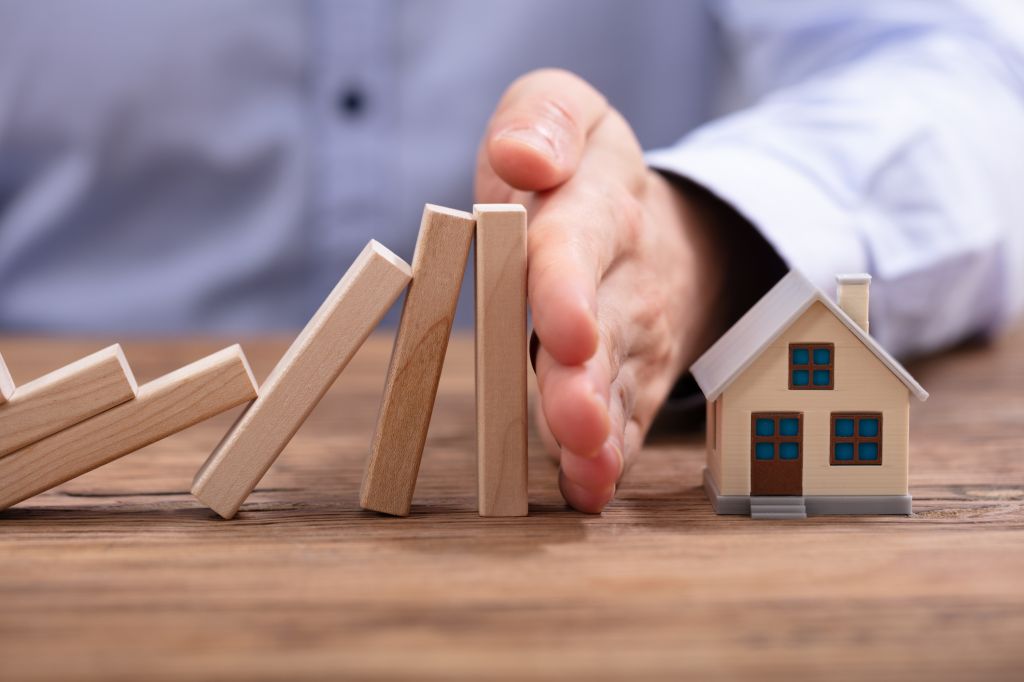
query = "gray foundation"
(702, 468, 913, 517)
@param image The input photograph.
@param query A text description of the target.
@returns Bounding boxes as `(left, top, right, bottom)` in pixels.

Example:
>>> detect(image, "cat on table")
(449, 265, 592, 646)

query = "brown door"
(750, 412, 803, 495)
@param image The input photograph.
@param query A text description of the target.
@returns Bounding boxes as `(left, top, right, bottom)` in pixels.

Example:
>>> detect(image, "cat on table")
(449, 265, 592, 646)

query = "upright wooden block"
(0, 352, 13, 406)
(474, 204, 528, 517)
(191, 240, 413, 519)
(0, 346, 257, 511)
(360, 204, 476, 516)
(0, 345, 138, 458)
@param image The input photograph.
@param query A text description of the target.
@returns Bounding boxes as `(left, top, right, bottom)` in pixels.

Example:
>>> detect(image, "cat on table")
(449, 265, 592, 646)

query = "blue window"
(752, 413, 802, 463)
(779, 418, 800, 436)
(835, 418, 855, 437)
(831, 413, 883, 465)
(859, 443, 879, 460)
(859, 418, 879, 437)
(789, 343, 834, 390)
(834, 442, 855, 461)
(779, 442, 800, 460)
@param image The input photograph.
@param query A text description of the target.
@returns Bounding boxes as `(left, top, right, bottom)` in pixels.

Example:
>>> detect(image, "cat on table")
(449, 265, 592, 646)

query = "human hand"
(475, 69, 733, 512)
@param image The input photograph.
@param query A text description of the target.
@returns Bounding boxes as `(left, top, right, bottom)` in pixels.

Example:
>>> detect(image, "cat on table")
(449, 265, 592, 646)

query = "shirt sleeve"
(646, 0, 1024, 358)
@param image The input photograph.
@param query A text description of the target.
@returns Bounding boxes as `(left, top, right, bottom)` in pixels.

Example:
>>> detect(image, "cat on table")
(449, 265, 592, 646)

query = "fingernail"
(495, 126, 560, 162)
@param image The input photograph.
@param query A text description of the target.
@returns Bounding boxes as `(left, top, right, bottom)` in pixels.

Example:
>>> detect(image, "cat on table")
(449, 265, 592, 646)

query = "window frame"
(789, 342, 835, 390)
(750, 412, 803, 463)
(830, 412, 883, 465)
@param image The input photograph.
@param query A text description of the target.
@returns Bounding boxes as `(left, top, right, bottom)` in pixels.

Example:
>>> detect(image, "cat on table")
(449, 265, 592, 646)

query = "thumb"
(476, 68, 609, 196)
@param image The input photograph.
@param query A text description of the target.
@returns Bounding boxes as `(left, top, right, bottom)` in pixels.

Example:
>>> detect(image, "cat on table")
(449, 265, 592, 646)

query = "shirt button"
(338, 87, 367, 118)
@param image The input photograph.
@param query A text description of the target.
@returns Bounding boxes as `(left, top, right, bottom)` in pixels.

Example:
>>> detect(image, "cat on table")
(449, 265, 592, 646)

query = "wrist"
(657, 170, 787, 357)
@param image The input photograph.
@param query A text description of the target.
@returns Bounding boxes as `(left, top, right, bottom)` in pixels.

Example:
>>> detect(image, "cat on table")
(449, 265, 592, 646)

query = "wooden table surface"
(1, 329, 1022, 681)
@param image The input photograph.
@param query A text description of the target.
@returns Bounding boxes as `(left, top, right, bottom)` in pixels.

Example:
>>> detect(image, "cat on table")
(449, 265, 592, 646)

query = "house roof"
(690, 271, 929, 402)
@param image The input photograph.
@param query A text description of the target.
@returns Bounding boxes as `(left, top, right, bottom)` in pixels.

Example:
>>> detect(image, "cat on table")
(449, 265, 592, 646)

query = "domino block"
(0, 352, 13, 406)
(0, 345, 257, 511)
(360, 204, 475, 516)
(0, 345, 138, 458)
(191, 240, 412, 519)
(474, 204, 528, 517)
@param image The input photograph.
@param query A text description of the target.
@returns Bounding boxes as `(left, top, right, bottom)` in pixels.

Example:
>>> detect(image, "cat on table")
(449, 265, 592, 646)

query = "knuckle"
(634, 280, 671, 345)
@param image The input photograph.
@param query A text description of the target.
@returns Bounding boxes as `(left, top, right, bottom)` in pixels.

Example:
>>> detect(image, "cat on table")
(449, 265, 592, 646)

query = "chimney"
(836, 274, 871, 333)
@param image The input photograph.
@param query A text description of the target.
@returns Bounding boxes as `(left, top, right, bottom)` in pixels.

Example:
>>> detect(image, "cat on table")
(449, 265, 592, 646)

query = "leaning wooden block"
(191, 240, 412, 519)
(0, 345, 257, 511)
(474, 204, 528, 517)
(0, 352, 13, 406)
(0, 345, 138, 458)
(360, 204, 475, 516)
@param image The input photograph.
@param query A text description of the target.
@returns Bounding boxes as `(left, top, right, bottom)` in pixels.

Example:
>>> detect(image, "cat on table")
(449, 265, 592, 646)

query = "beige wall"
(706, 396, 723, 486)
(711, 302, 910, 496)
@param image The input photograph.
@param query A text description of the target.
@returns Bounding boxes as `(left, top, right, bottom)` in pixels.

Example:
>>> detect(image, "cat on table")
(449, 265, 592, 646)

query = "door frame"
(750, 412, 803, 495)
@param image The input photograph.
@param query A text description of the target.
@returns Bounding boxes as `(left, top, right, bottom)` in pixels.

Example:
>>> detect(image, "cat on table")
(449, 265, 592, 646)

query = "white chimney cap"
(836, 273, 872, 285)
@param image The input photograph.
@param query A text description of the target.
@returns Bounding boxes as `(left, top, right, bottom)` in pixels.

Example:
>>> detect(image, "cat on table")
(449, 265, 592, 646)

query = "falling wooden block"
(474, 204, 528, 517)
(0, 352, 13, 406)
(0, 345, 257, 511)
(191, 240, 412, 519)
(0, 345, 138, 458)
(360, 204, 476, 516)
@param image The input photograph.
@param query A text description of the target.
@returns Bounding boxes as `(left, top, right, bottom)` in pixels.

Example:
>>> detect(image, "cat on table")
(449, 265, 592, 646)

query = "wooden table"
(1, 330, 1022, 681)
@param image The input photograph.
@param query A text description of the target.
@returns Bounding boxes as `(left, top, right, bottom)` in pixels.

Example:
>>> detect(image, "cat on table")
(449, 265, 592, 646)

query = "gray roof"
(690, 271, 928, 402)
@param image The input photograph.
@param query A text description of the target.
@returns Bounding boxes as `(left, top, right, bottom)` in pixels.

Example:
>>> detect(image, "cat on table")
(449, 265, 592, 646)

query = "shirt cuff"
(646, 137, 869, 295)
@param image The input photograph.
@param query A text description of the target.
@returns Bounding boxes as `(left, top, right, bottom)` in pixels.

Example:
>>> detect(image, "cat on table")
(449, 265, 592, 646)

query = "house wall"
(705, 396, 723, 486)
(715, 302, 910, 496)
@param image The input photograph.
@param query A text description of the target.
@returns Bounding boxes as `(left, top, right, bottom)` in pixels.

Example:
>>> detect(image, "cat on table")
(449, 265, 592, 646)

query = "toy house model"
(690, 271, 928, 519)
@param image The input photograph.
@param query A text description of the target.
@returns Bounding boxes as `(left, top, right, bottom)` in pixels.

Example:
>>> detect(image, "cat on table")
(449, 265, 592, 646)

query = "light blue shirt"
(1, 0, 1022, 359)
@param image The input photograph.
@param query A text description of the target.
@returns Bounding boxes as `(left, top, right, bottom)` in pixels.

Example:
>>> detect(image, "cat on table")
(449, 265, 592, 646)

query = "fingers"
(524, 104, 647, 366)
(534, 345, 610, 458)
(533, 397, 561, 462)
(477, 71, 670, 515)
(542, 259, 673, 514)
(559, 365, 653, 514)
(527, 179, 643, 365)
(477, 71, 647, 367)
(533, 254, 644, 457)
(558, 371, 631, 514)
(559, 469, 614, 515)
(483, 68, 609, 192)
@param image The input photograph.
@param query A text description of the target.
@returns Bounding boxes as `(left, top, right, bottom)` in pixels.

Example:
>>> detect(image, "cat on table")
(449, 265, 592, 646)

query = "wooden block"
(0, 345, 257, 511)
(0, 352, 13, 406)
(474, 204, 529, 517)
(0, 345, 138, 458)
(360, 204, 476, 516)
(191, 240, 413, 519)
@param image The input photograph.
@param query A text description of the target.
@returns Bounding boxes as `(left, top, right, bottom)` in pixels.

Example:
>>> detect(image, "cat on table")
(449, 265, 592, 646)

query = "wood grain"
(0, 350, 14, 405)
(192, 241, 411, 519)
(0, 329, 1022, 681)
(474, 204, 528, 516)
(0, 344, 138, 457)
(0, 345, 257, 510)
(360, 204, 475, 516)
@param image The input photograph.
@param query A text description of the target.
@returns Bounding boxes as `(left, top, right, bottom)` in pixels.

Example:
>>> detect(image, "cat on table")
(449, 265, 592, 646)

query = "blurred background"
(0, 0, 717, 333)
(0, 0, 1022, 356)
